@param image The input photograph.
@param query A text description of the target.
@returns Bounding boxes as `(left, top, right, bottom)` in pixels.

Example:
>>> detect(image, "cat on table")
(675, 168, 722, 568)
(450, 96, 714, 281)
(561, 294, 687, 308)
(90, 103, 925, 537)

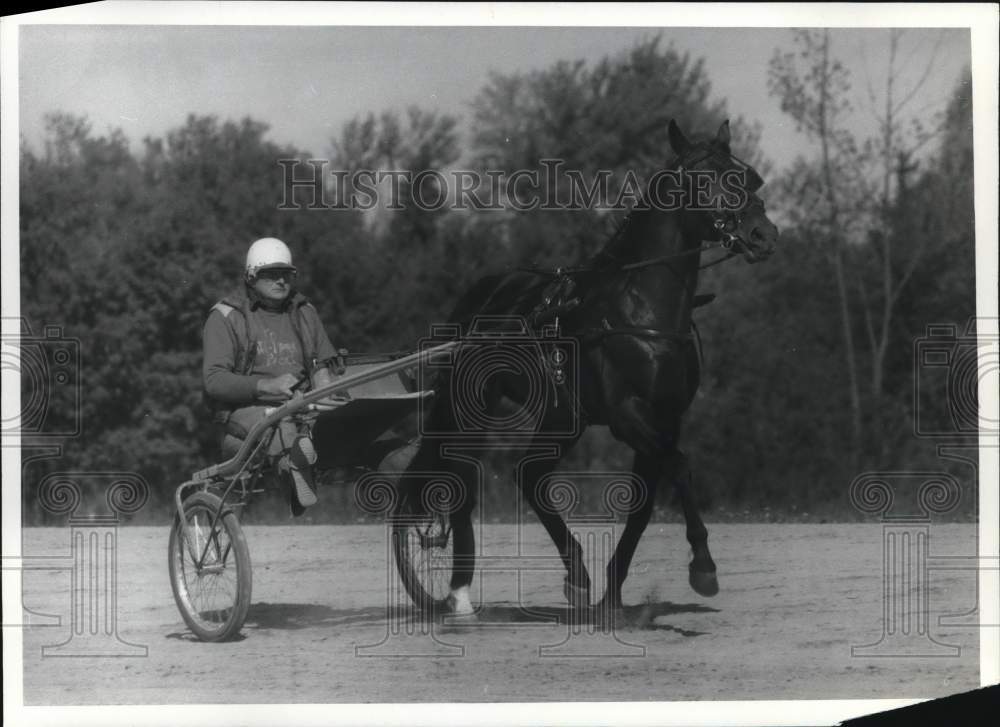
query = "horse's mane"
(587, 152, 688, 267)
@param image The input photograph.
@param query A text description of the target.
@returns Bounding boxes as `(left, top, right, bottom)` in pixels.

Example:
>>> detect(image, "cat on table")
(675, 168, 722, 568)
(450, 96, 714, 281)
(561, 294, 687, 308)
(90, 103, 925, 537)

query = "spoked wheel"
(168, 491, 252, 642)
(392, 513, 454, 613)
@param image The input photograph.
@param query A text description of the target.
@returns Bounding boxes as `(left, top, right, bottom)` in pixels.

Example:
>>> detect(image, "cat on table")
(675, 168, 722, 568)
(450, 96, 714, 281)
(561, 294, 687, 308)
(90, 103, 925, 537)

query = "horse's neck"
(599, 206, 703, 333)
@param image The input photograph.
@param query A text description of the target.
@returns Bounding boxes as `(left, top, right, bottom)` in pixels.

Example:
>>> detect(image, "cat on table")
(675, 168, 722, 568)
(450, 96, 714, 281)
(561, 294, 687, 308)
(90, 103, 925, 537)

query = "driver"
(202, 237, 339, 516)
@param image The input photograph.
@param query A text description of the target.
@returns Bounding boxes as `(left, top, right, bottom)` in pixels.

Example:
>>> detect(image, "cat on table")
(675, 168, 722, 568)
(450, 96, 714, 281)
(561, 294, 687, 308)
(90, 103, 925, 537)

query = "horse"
(396, 119, 780, 617)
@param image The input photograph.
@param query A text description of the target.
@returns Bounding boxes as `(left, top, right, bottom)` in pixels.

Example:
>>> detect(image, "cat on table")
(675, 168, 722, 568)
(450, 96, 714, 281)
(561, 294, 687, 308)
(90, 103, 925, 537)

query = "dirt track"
(20, 523, 980, 704)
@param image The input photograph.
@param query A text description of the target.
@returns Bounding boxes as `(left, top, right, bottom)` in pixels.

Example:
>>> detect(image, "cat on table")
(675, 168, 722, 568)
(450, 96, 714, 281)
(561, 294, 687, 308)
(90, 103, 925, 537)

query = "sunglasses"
(256, 268, 297, 282)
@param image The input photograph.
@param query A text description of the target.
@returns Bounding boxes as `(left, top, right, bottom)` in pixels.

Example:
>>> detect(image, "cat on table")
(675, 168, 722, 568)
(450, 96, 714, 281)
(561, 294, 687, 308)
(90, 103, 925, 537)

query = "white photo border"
(2, 3, 997, 726)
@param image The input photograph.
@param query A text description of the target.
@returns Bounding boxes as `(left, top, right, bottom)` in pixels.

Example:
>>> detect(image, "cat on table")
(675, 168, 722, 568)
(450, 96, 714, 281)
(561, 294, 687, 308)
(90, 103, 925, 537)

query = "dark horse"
(396, 120, 779, 616)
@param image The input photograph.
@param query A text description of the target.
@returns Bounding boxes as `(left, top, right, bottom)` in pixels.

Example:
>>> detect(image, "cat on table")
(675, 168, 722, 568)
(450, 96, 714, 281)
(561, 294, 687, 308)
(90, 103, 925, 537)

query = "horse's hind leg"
(597, 450, 659, 611)
(518, 449, 591, 608)
(448, 496, 477, 616)
(442, 455, 481, 617)
(673, 452, 718, 596)
(398, 439, 481, 617)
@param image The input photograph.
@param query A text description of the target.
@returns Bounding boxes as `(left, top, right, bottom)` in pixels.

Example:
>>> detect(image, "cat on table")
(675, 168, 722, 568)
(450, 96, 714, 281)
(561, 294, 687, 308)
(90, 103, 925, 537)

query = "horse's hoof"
(593, 596, 624, 620)
(689, 566, 719, 597)
(446, 589, 475, 613)
(443, 592, 478, 625)
(563, 578, 591, 610)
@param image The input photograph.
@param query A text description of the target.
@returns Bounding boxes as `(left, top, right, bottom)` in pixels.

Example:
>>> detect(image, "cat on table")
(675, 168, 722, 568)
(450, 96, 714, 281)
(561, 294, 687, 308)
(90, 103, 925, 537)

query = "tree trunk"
(831, 243, 863, 468)
(817, 30, 863, 468)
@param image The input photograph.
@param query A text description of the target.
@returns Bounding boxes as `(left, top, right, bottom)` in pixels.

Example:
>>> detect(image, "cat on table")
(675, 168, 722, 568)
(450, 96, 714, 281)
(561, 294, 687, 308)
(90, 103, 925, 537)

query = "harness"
(521, 239, 727, 345)
(509, 261, 713, 424)
(513, 149, 763, 414)
(519, 147, 765, 349)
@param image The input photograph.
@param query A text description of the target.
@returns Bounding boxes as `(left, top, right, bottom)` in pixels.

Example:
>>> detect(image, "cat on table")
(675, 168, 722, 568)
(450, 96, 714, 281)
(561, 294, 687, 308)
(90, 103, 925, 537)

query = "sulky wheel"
(391, 512, 454, 613)
(168, 491, 252, 641)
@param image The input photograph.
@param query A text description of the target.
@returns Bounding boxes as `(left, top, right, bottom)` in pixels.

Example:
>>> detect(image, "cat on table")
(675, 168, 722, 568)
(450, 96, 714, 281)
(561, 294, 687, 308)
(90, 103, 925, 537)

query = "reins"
(518, 238, 739, 279)
(621, 241, 739, 272)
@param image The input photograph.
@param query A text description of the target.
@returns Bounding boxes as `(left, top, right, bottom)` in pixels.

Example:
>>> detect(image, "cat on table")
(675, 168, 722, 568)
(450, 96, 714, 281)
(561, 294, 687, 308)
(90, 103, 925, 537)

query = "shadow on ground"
(166, 600, 718, 640)
(475, 601, 717, 636)
(244, 602, 387, 630)
(164, 602, 381, 640)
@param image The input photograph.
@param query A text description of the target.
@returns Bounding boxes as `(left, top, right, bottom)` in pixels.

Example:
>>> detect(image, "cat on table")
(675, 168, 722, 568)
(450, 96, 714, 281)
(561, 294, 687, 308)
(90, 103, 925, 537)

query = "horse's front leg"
(672, 451, 718, 596)
(400, 436, 481, 618)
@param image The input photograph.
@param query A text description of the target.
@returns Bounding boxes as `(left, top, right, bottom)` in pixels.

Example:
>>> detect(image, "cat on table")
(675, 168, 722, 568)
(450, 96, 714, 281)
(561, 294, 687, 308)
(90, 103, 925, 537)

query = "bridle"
(483, 145, 773, 417)
(708, 194, 768, 264)
(676, 147, 768, 262)
(526, 152, 768, 279)
(512, 147, 772, 348)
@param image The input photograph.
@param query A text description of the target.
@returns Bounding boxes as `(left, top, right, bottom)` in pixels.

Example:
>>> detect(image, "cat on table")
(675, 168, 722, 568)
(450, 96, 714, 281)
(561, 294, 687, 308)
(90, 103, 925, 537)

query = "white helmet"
(245, 237, 296, 279)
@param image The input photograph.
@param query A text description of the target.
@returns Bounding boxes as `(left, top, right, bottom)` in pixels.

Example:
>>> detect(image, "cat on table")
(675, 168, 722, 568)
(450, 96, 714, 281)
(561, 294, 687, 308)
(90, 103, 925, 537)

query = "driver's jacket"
(202, 284, 337, 425)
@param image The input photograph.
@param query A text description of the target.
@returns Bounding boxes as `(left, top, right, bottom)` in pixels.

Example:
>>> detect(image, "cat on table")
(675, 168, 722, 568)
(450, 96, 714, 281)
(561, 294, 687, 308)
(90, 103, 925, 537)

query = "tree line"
(18, 34, 976, 523)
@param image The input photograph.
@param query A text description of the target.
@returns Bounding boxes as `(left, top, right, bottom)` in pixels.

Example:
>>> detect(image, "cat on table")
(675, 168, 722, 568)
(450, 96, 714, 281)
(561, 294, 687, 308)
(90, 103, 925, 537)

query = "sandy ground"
(18, 523, 980, 704)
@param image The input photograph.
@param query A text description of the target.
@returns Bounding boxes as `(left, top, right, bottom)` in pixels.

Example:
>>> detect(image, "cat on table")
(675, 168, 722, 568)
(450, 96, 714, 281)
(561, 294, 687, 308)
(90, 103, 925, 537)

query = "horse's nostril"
(751, 228, 764, 243)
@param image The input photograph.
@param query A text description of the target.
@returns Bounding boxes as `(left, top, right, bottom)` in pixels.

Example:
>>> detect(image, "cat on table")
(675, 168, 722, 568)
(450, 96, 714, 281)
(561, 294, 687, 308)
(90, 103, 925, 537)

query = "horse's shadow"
(475, 601, 718, 637)
(166, 599, 718, 640)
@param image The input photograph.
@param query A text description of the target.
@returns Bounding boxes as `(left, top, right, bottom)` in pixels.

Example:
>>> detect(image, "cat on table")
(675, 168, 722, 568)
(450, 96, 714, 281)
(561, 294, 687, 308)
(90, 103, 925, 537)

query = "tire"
(391, 513, 453, 613)
(168, 491, 252, 642)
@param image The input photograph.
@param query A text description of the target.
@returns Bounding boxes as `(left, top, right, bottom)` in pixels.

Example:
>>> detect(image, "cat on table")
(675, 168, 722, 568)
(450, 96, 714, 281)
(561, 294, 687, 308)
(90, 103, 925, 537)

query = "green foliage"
(20, 112, 368, 521)
(467, 36, 745, 273)
(766, 30, 977, 496)
(19, 39, 976, 524)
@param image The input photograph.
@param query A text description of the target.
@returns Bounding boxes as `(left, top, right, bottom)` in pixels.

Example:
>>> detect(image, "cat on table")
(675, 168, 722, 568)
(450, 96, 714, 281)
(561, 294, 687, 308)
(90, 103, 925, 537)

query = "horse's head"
(667, 119, 779, 263)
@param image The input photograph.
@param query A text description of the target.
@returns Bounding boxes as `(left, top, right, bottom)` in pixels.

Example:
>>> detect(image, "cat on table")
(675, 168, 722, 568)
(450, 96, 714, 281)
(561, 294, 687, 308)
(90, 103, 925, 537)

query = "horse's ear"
(716, 119, 731, 146)
(668, 120, 690, 156)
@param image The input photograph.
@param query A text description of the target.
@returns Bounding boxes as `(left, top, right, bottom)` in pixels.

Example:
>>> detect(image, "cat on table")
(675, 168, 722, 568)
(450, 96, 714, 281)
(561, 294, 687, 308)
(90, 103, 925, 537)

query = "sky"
(17, 23, 971, 174)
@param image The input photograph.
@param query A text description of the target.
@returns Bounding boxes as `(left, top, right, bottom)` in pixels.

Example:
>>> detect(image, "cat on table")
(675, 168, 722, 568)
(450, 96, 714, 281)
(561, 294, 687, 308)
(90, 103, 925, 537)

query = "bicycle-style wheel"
(168, 491, 252, 641)
(392, 513, 453, 612)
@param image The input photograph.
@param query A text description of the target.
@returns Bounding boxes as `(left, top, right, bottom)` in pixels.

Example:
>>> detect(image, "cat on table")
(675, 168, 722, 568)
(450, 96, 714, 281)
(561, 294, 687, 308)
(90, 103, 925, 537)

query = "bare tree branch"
(860, 39, 880, 117)
(892, 30, 945, 116)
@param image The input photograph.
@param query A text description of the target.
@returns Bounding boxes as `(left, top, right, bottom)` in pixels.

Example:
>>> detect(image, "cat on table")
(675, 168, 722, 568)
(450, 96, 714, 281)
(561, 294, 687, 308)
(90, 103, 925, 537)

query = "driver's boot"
(285, 435, 318, 516)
